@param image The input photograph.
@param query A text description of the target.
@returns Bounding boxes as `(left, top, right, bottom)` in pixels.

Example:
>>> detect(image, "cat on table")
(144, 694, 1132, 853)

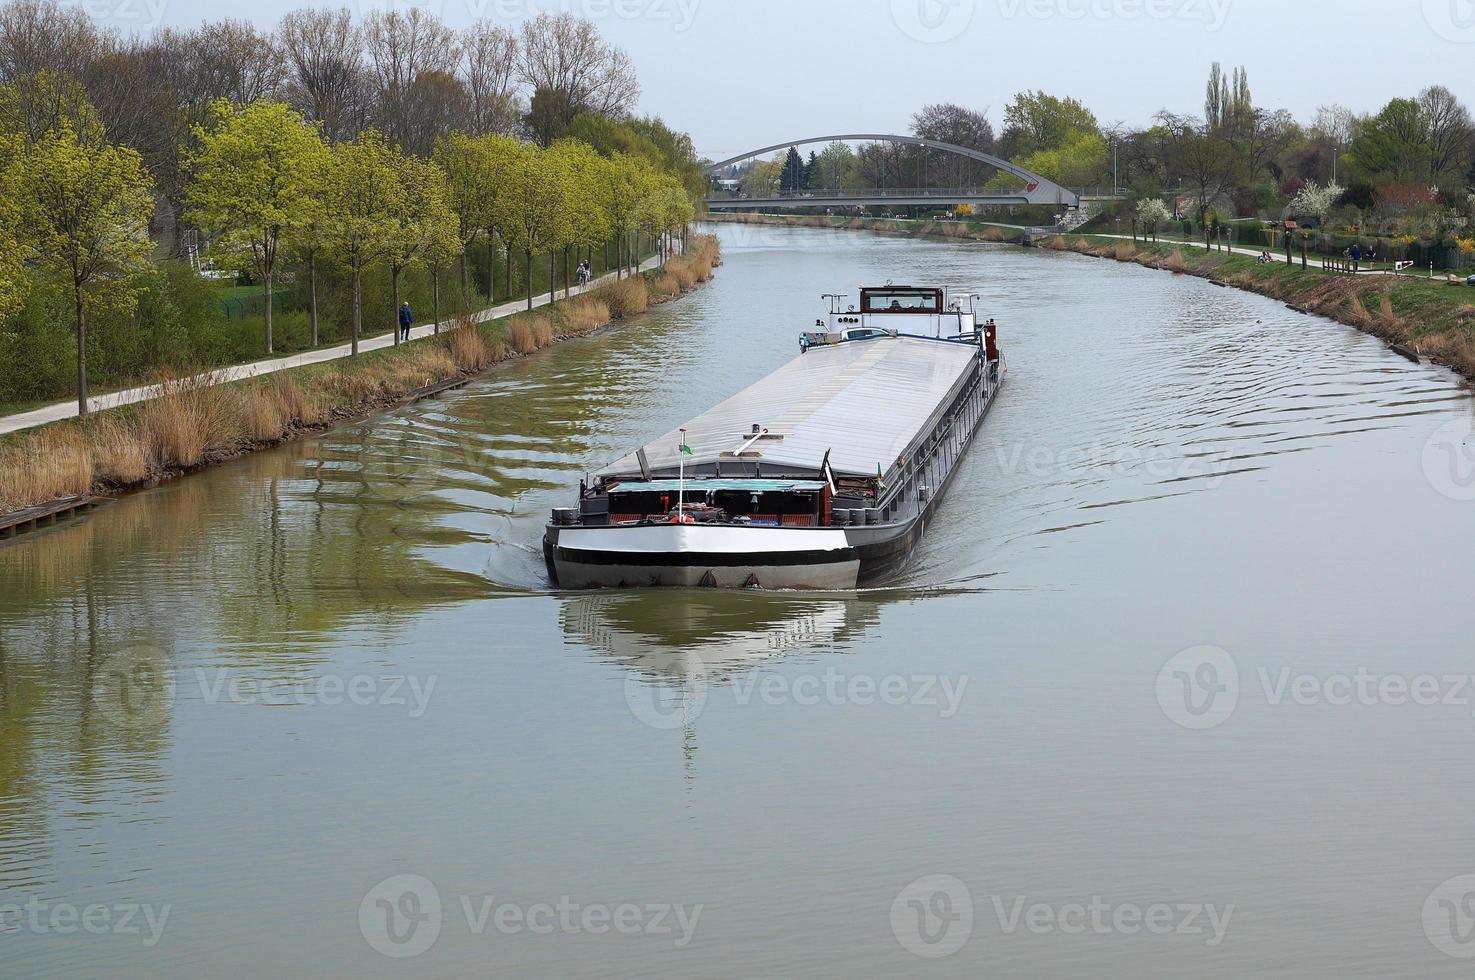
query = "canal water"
(4, 223, 1475, 977)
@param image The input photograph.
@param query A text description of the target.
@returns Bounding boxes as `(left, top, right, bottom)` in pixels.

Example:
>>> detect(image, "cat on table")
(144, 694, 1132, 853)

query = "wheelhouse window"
(860, 288, 942, 313)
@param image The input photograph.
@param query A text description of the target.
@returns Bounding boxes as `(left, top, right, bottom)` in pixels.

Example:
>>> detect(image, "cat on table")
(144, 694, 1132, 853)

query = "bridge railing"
(706, 186, 1008, 201)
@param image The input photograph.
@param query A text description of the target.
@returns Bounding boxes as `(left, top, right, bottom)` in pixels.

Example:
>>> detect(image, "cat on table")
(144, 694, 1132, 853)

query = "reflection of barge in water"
(544, 285, 1006, 589)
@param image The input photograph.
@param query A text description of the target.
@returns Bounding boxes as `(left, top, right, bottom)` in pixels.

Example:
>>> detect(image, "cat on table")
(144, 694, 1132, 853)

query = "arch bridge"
(705, 133, 1082, 211)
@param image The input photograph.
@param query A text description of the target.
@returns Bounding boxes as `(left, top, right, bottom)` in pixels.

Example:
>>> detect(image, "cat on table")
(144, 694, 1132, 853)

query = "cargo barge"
(543, 285, 1006, 589)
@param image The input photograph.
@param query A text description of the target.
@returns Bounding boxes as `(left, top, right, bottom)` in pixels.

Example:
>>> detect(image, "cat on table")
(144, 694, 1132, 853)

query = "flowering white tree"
(1289, 180, 1343, 228)
(1135, 198, 1172, 240)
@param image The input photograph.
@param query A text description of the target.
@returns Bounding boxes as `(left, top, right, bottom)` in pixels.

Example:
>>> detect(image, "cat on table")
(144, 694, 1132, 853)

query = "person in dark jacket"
(398, 302, 413, 341)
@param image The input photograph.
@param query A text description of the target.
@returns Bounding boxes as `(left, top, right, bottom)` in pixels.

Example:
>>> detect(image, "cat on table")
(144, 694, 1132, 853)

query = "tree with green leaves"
(605, 150, 654, 279)
(504, 141, 572, 310)
(547, 138, 610, 298)
(432, 131, 489, 296)
(185, 99, 328, 354)
(322, 130, 406, 355)
(472, 133, 521, 302)
(20, 123, 154, 415)
(0, 131, 27, 322)
(386, 150, 460, 341)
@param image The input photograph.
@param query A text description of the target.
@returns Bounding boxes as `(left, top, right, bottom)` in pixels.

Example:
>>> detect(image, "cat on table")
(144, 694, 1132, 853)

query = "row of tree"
(0, 0, 667, 255)
(0, 3, 702, 415)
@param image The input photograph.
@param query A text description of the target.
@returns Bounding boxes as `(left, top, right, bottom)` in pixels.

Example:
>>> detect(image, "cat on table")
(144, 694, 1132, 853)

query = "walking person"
(398, 301, 413, 342)
(577, 260, 591, 290)
(1350, 242, 1362, 274)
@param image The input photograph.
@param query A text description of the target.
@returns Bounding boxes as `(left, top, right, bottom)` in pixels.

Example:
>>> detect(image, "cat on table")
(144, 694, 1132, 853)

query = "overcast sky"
(137, 0, 1475, 160)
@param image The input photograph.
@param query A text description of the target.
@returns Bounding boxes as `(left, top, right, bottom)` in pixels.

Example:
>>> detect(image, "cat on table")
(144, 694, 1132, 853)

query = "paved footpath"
(1, 254, 663, 436)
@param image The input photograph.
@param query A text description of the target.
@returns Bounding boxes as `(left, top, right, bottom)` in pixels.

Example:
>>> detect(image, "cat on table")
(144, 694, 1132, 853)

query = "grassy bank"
(0, 236, 720, 517)
(708, 211, 1026, 243)
(1041, 233, 1475, 377)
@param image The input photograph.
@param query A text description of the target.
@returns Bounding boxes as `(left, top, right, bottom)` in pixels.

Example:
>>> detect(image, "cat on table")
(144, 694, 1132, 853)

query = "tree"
(504, 142, 572, 309)
(1288, 180, 1343, 227)
(1347, 98, 1431, 185)
(20, 123, 153, 415)
(606, 151, 655, 278)
(322, 130, 405, 355)
(1135, 198, 1171, 241)
(779, 146, 804, 193)
(547, 138, 610, 298)
(386, 150, 459, 341)
(460, 20, 518, 136)
(809, 140, 855, 191)
(185, 99, 327, 354)
(0, 129, 26, 319)
(517, 12, 636, 139)
(277, 7, 366, 142)
(1154, 112, 1237, 221)
(1418, 85, 1473, 187)
(364, 7, 459, 151)
(433, 130, 488, 295)
(912, 103, 995, 187)
(1000, 90, 1098, 158)
(0, 0, 100, 83)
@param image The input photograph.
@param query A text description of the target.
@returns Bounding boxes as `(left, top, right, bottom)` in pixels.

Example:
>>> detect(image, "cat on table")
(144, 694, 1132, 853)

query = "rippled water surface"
(4, 224, 1475, 977)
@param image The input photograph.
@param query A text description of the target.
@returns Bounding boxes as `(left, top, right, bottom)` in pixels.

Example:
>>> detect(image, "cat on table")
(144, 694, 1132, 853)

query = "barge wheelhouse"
(544, 285, 1006, 589)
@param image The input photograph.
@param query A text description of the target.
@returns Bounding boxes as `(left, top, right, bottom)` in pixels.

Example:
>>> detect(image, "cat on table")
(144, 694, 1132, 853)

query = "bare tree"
(188, 19, 285, 106)
(364, 7, 459, 147)
(278, 7, 366, 142)
(0, 0, 101, 83)
(461, 20, 519, 136)
(517, 12, 637, 140)
(1418, 85, 1473, 185)
(1155, 112, 1238, 221)
(911, 103, 995, 188)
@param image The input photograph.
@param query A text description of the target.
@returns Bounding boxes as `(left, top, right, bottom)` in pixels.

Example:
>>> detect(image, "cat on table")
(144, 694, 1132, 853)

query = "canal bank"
(7, 223, 1475, 977)
(0, 236, 721, 524)
(712, 212, 1475, 383)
